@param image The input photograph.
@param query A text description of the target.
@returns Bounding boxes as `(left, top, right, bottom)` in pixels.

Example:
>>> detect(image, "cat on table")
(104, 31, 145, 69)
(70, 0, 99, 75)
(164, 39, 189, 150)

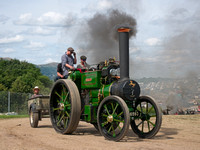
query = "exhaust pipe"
(118, 28, 130, 81)
(111, 27, 140, 100)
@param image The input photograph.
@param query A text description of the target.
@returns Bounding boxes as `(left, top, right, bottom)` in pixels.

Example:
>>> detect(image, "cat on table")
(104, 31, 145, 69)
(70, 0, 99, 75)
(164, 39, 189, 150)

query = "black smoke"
(75, 9, 137, 64)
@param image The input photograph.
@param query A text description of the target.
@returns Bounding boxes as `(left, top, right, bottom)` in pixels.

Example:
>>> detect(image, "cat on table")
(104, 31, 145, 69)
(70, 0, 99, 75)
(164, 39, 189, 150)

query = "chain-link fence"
(0, 91, 31, 115)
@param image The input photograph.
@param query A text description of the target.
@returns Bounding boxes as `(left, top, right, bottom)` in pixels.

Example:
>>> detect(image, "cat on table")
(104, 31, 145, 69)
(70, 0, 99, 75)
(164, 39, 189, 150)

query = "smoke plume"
(161, 7, 200, 77)
(75, 9, 137, 64)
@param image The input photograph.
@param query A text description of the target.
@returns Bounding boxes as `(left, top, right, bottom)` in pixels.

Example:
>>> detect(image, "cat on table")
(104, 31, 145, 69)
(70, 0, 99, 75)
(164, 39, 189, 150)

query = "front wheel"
(130, 96, 162, 138)
(49, 79, 81, 134)
(97, 95, 130, 141)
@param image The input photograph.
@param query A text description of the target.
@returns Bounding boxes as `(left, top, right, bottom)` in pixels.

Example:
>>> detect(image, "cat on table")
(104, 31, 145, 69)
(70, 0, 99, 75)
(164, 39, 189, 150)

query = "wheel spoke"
(108, 124, 112, 133)
(112, 103, 119, 115)
(113, 119, 124, 123)
(64, 117, 68, 129)
(55, 91, 62, 99)
(101, 121, 108, 127)
(63, 92, 69, 103)
(65, 104, 71, 107)
(62, 85, 67, 94)
(104, 105, 110, 115)
(57, 113, 64, 126)
(102, 114, 108, 118)
(56, 111, 62, 121)
(112, 125, 116, 137)
(147, 106, 154, 114)
(147, 121, 150, 131)
(117, 111, 123, 117)
(147, 120, 155, 127)
(111, 103, 114, 111)
(142, 121, 144, 132)
(65, 111, 70, 118)
(61, 90, 64, 100)
(137, 121, 143, 127)
(53, 107, 60, 111)
(150, 114, 156, 117)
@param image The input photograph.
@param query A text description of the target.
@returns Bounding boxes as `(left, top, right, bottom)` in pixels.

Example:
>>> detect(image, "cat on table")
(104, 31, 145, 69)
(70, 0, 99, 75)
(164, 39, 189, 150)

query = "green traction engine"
(49, 28, 162, 141)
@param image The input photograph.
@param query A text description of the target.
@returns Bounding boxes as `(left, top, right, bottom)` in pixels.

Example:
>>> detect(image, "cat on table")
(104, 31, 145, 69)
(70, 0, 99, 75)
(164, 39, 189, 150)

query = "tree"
(0, 83, 7, 91)
(0, 59, 53, 93)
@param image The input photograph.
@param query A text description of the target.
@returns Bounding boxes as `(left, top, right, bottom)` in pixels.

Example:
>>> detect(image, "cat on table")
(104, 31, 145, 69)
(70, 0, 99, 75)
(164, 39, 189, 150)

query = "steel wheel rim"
(133, 100, 157, 134)
(99, 100, 125, 138)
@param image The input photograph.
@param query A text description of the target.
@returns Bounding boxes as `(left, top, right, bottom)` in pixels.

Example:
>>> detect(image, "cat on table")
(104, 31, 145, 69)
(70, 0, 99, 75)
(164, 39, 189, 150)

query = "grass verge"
(0, 115, 28, 119)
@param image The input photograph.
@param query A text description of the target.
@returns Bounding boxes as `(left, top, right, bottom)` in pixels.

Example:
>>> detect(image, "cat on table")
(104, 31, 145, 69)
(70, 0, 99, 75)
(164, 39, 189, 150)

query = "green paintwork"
(67, 70, 117, 123)
(84, 105, 91, 122)
(81, 71, 101, 89)
(69, 71, 81, 89)
(84, 104, 97, 122)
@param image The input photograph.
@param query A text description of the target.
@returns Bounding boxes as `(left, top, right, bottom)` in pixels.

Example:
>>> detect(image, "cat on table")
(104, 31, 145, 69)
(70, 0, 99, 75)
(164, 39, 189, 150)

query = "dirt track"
(0, 115, 199, 150)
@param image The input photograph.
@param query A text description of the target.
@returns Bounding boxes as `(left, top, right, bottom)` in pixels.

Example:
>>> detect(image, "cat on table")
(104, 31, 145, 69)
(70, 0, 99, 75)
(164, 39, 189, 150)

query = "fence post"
(8, 91, 10, 112)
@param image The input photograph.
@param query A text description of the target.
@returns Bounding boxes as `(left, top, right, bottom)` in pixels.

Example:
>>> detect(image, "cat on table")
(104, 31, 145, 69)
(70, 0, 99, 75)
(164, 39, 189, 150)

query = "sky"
(0, 0, 199, 78)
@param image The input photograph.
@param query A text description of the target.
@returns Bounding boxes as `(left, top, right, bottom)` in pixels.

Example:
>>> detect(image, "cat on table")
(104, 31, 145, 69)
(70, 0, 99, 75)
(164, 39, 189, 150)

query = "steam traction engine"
(49, 28, 162, 141)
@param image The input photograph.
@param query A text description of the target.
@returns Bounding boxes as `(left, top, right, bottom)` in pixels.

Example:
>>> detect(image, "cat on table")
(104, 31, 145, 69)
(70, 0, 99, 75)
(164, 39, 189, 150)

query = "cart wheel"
(130, 96, 162, 138)
(50, 79, 81, 134)
(29, 107, 39, 128)
(97, 95, 130, 141)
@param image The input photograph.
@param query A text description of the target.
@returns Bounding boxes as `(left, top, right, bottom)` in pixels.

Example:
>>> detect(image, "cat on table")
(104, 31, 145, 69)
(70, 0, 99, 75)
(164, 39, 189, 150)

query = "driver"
(61, 47, 77, 79)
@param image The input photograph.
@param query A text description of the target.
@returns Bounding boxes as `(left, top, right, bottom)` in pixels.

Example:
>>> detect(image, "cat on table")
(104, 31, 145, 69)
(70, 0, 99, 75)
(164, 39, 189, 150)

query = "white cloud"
(84, 0, 113, 12)
(3, 48, 15, 53)
(34, 27, 53, 35)
(145, 38, 160, 46)
(38, 12, 65, 25)
(15, 12, 75, 27)
(24, 41, 45, 50)
(98, 0, 112, 10)
(19, 13, 33, 22)
(0, 35, 24, 44)
(25, 26, 55, 35)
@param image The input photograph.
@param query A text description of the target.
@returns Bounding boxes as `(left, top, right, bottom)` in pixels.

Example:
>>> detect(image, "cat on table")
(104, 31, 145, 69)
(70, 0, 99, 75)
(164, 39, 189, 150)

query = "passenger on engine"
(77, 55, 90, 70)
(61, 47, 77, 79)
(54, 63, 64, 81)
(108, 57, 116, 65)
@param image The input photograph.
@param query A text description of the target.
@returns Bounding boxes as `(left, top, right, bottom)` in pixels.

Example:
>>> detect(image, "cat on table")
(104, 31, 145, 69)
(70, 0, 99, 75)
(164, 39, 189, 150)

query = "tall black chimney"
(118, 28, 130, 81)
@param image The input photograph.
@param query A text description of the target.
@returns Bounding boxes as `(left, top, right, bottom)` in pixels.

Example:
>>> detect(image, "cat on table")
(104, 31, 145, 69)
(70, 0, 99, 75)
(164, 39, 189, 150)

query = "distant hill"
(37, 62, 58, 81)
(0, 57, 13, 61)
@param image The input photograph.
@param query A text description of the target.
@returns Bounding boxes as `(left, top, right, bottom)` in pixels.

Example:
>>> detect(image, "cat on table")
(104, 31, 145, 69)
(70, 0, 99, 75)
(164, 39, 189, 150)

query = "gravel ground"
(0, 115, 199, 150)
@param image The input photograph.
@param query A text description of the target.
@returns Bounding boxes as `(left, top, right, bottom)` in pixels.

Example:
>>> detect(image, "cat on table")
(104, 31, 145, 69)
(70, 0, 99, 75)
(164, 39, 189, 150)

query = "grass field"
(0, 115, 28, 119)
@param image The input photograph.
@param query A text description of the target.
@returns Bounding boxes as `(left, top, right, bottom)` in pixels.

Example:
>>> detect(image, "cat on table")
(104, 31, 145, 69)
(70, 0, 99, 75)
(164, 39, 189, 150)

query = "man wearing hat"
(31, 86, 42, 98)
(77, 55, 90, 70)
(61, 47, 77, 78)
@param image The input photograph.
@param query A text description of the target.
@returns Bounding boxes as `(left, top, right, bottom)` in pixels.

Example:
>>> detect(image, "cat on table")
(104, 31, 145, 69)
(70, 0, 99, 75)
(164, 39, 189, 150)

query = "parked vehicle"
(28, 96, 49, 128)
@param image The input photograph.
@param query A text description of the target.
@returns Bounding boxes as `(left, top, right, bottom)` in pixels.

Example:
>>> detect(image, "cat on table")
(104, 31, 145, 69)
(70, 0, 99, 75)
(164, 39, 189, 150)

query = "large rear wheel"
(97, 95, 130, 141)
(49, 79, 81, 134)
(130, 96, 162, 138)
